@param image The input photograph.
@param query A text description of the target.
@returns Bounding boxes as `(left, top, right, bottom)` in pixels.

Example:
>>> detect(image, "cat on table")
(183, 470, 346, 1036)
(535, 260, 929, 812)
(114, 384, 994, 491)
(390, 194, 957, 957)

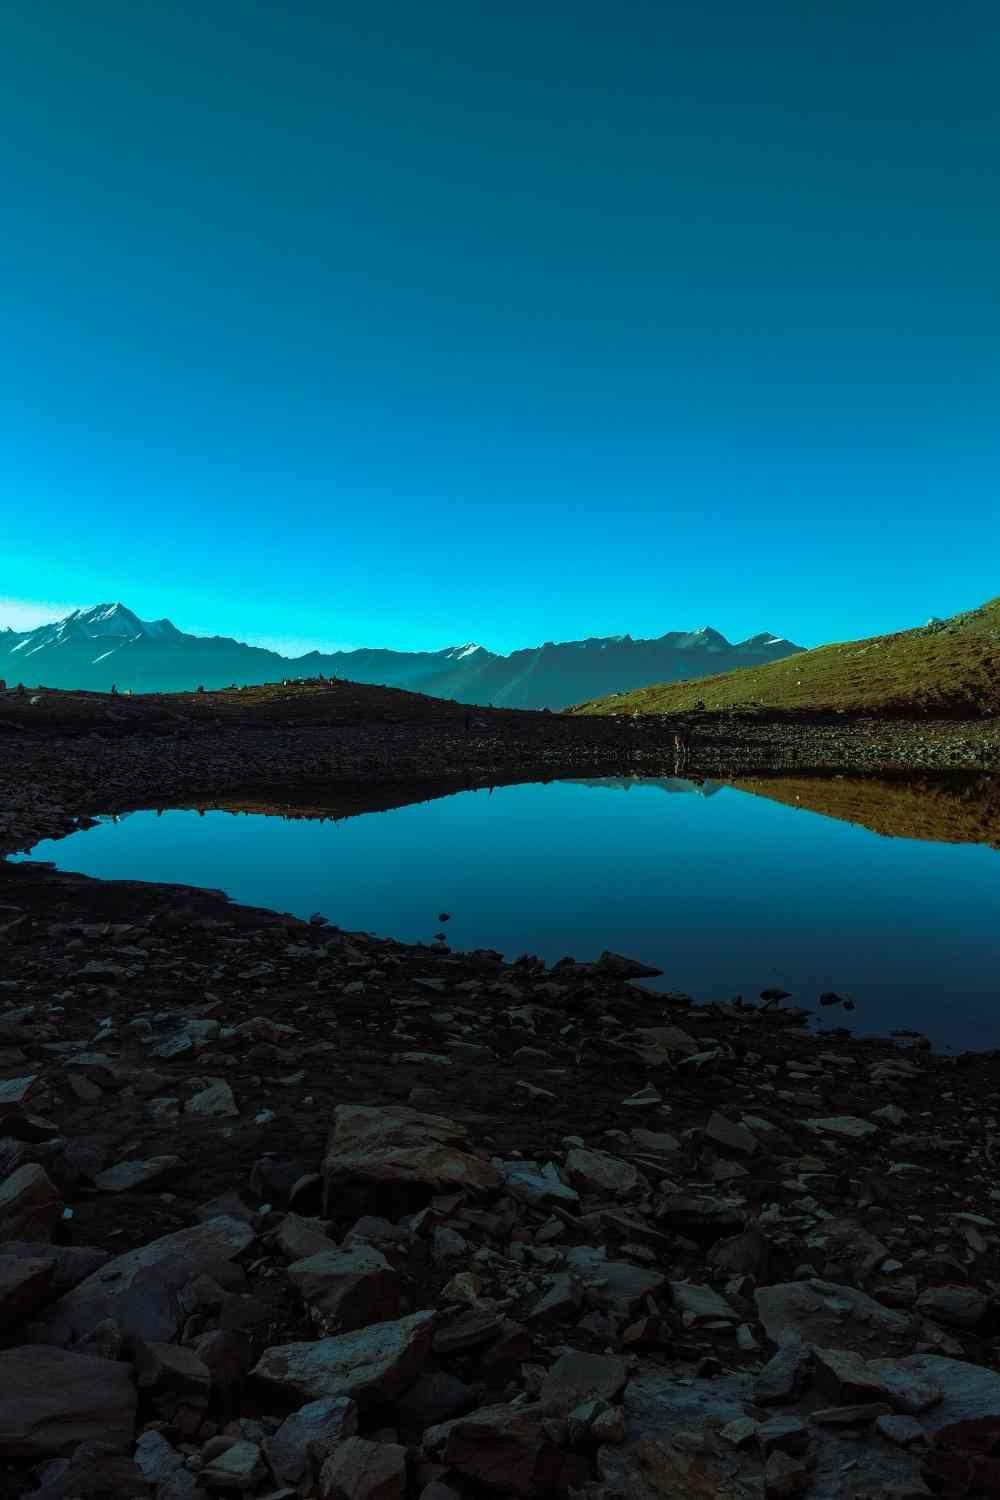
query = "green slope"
(571, 597, 1000, 717)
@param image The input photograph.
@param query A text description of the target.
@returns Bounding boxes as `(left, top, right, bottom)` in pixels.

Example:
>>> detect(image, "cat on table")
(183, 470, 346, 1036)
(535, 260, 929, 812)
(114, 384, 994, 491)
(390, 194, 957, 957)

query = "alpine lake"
(13, 774, 1000, 1052)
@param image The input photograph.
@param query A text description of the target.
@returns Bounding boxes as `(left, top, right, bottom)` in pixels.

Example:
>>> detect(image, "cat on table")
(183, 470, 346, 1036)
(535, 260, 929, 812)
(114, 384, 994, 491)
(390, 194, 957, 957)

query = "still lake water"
(14, 777, 1000, 1051)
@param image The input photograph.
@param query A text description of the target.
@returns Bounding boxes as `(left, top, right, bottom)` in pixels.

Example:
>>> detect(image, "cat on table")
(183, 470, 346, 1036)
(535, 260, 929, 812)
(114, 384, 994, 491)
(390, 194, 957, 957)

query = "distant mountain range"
(0, 602, 804, 709)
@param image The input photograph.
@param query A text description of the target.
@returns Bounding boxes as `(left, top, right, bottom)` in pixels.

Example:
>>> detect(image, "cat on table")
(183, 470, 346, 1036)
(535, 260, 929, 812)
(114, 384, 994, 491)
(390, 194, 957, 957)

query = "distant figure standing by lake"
(672, 725, 691, 772)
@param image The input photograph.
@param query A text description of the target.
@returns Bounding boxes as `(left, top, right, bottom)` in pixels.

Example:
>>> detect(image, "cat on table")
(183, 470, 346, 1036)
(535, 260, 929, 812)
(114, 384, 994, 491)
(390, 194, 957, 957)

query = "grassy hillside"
(571, 597, 1000, 717)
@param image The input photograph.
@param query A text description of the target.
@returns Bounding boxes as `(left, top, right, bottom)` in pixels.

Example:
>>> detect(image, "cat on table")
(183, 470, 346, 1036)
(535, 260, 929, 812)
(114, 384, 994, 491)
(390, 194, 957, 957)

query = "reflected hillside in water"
(161, 770, 1000, 848)
(732, 773, 1000, 849)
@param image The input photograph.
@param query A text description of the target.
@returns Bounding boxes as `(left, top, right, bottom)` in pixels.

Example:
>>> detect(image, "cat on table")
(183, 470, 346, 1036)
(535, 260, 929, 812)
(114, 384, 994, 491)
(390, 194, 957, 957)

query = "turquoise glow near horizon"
(12, 779, 1000, 1051)
(3, 2, 998, 653)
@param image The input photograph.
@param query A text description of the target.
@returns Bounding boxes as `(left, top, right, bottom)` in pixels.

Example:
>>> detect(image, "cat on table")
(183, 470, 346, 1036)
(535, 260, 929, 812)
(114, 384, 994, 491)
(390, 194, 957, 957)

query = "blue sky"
(3, 1, 998, 655)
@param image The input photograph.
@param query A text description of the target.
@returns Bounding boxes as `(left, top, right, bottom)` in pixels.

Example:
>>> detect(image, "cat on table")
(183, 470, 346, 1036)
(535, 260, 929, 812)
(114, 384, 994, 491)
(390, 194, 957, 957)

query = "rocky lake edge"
(1, 695, 1000, 1498)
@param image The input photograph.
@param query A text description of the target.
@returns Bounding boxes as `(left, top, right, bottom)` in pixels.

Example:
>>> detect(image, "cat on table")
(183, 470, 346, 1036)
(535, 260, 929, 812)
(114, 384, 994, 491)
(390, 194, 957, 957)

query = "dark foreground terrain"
(2, 684, 1000, 1500)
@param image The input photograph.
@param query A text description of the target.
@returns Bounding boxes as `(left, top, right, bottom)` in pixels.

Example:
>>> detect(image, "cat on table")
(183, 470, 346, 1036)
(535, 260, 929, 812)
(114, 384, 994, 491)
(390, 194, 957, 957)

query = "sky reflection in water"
(15, 778, 1000, 1051)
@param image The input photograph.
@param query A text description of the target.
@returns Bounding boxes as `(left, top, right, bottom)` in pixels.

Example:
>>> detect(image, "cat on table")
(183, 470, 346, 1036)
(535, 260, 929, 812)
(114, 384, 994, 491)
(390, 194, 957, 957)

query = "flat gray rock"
(263, 1395, 358, 1486)
(541, 1351, 628, 1417)
(500, 1161, 580, 1209)
(802, 1116, 877, 1140)
(564, 1148, 640, 1200)
(93, 1156, 181, 1193)
(32, 1214, 254, 1346)
(565, 1246, 666, 1314)
(754, 1279, 911, 1354)
(670, 1281, 739, 1324)
(252, 1309, 436, 1408)
(185, 1080, 238, 1118)
(0, 1345, 136, 1457)
(318, 1435, 406, 1500)
(869, 1354, 1000, 1431)
(287, 1245, 399, 1331)
(0, 1242, 109, 1295)
(324, 1104, 500, 1211)
(0, 1163, 62, 1242)
(915, 1284, 990, 1328)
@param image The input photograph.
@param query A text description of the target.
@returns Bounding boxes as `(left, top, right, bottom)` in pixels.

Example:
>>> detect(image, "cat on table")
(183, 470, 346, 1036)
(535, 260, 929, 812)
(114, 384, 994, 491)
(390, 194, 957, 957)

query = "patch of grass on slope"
(571, 597, 1000, 717)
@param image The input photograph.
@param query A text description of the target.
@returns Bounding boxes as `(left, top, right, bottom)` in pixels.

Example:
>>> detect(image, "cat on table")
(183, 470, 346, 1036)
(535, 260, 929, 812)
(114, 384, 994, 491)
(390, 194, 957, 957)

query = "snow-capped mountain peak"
(71, 603, 146, 637)
(439, 643, 485, 661)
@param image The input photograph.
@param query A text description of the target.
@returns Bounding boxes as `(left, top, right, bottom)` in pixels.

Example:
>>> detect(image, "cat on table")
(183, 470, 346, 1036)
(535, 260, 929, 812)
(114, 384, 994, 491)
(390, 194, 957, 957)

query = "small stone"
(590, 1405, 626, 1444)
(93, 1157, 181, 1193)
(720, 1417, 759, 1447)
(765, 1449, 809, 1497)
(754, 1346, 814, 1404)
(134, 1340, 211, 1403)
(318, 1435, 406, 1500)
(873, 1363, 943, 1415)
(876, 1413, 926, 1446)
(565, 1148, 639, 1199)
(629, 1127, 681, 1154)
(263, 1397, 359, 1487)
(915, 1284, 989, 1329)
(135, 1429, 186, 1485)
(803, 1116, 877, 1140)
(669, 1281, 738, 1324)
(813, 1346, 890, 1404)
(540, 1352, 628, 1418)
(0, 1163, 63, 1241)
(812, 1402, 892, 1425)
(757, 1416, 810, 1456)
(198, 1438, 266, 1491)
(186, 1081, 238, 1118)
(288, 1246, 399, 1332)
(0, 1253, 54, 1330)
(705, 1112, 758, 1156)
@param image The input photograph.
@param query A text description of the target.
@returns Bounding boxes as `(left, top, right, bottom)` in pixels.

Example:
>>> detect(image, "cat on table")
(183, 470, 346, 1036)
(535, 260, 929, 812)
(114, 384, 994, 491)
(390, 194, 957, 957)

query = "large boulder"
(323, 1105, 500, 1213)
(31, 1215, 254, 1347)
(252, 1310, 435, 1409)
(0, 1346, 136, 1457)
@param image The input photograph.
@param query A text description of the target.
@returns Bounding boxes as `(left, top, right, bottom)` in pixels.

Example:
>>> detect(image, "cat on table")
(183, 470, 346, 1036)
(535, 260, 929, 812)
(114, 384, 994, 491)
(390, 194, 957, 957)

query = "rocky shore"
(2, 845, 1000, 1498)
(2, 696, 1000, 1499)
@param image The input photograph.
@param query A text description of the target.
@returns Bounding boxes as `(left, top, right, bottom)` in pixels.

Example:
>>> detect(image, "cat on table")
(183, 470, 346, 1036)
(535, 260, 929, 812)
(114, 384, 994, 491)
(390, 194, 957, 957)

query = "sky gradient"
(3, 2, 998, 654)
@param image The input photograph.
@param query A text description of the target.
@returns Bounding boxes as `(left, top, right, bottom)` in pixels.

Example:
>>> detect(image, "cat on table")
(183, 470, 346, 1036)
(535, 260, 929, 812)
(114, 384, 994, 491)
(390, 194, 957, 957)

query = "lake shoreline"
(3, 700, 1000, 862)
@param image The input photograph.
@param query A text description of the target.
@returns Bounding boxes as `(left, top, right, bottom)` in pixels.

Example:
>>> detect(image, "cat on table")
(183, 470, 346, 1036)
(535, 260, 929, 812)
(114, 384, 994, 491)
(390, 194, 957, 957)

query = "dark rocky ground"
(2, 697, 1000, 1499)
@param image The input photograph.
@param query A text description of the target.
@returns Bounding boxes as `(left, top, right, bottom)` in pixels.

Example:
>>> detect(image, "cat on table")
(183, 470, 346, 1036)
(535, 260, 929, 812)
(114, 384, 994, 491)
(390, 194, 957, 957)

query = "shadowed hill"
(571, 597, 1000, 719)
(0, 676, 499, 734)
